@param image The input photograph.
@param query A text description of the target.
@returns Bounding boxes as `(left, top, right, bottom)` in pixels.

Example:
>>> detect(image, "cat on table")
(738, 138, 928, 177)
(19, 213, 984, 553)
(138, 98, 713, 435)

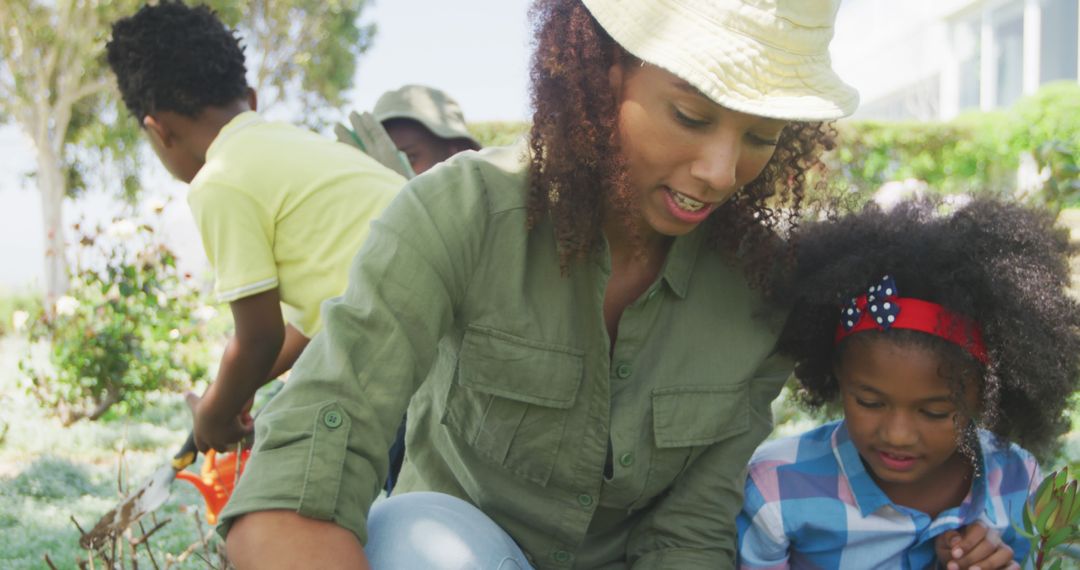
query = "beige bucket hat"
(373, 85, 481, 149)
(581, 0, 859, 121)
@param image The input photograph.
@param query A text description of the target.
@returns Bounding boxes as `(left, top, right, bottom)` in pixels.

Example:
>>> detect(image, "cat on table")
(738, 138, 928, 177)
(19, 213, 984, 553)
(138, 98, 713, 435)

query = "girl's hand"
(934, 523, 1019, 570)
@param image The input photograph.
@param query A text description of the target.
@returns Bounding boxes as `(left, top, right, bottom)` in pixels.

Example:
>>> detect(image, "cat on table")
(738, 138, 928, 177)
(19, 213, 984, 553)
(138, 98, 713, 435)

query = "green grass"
(0, 336, 229, 568)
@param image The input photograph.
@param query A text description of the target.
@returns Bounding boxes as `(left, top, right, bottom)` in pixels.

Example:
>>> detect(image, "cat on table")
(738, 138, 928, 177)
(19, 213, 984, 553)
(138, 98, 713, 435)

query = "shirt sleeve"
(737, 462, 791, 569)
(215, 160, 490, 544)
(626, 351, 793, 569)
(187, 182, 278, 302)
(998, 448, 1043, 564)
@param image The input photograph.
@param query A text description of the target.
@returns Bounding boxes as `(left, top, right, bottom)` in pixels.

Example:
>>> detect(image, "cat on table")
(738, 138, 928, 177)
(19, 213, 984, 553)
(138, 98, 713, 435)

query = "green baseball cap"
(373, 85, 481, 149)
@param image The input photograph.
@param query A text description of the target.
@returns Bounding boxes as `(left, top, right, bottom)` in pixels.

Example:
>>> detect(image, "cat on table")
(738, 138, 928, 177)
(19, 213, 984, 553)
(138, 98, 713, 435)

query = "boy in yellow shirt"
(106, 2, 405, 452)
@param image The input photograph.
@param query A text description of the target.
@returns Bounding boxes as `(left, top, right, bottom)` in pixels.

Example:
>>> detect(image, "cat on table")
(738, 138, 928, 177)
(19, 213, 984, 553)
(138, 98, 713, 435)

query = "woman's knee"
(366, 492, 532, 570)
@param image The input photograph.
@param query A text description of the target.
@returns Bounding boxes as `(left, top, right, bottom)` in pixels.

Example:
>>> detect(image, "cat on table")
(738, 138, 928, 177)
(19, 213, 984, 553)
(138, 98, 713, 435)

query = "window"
(1041, 0, 1079, 83)
(994, 10, 1024, 107)
(956, 19, 981, 111)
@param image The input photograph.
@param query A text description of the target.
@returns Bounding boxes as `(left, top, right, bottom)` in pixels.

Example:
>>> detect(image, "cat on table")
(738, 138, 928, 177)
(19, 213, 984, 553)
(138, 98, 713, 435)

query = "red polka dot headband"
(834, 275, 989, 364)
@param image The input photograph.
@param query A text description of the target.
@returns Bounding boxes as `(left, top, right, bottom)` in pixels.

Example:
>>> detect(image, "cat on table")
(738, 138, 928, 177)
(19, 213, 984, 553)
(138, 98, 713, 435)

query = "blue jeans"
(366, 492, 534, 570)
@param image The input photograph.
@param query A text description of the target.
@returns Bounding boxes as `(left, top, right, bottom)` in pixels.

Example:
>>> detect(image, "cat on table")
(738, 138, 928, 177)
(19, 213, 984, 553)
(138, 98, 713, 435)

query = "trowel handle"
(171, 431, 199, 471)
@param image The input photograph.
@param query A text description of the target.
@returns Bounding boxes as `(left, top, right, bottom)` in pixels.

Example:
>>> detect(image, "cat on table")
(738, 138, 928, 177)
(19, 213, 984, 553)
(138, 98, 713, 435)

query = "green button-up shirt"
(219, 142, 792, 569)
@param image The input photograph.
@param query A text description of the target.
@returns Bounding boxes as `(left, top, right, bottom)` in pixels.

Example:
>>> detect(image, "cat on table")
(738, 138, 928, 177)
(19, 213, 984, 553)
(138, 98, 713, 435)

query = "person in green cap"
(336, 84, 482, 178)
(223, 0, 858, 567)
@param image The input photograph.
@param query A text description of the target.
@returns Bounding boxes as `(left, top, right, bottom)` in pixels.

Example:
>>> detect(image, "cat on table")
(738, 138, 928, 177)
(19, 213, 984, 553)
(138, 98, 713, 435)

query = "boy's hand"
(193, 386, 255, 453)
(934, 523, 1019, 570)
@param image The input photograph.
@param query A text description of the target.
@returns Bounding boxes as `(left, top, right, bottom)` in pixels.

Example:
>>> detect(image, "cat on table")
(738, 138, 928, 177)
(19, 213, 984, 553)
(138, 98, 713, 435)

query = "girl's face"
(836, 335, 980, 495)
(610, 62, 788, 239)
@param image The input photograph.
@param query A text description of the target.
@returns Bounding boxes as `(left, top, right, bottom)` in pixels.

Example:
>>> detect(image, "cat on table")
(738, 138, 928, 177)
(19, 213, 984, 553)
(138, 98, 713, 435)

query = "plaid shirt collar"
(830, 420, 991, 523)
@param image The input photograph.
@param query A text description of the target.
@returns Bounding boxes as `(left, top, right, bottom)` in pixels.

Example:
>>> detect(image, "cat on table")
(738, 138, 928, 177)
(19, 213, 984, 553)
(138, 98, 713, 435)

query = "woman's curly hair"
(777, 199, 1080, 457)
(525, 0, 835, 287)
(106, 1, 248, 122)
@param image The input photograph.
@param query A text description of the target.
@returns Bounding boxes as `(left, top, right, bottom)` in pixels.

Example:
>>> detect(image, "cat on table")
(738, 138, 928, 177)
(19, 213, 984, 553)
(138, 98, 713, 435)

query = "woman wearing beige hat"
(223, 0, 857, 568)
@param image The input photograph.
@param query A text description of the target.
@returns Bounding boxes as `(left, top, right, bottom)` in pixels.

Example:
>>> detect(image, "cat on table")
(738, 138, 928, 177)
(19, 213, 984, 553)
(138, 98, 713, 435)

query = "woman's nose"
(689, 135, 739, 199)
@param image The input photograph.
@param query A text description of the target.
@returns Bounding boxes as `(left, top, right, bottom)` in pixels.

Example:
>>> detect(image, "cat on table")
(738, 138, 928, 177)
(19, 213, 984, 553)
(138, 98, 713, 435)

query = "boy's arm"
(196, 288, 285, 452)
(267, 324, 311, 381)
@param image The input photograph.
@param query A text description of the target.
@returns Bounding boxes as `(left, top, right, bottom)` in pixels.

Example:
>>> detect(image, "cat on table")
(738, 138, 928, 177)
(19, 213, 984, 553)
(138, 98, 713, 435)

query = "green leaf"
(1039, 497, 1062, 535)
(1045, 525, 1076, 551)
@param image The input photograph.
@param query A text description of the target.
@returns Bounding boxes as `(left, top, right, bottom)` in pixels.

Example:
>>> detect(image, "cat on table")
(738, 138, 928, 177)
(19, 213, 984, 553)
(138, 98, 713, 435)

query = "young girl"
(737, 200, 1080, 570)
(219, 0, 858, 568)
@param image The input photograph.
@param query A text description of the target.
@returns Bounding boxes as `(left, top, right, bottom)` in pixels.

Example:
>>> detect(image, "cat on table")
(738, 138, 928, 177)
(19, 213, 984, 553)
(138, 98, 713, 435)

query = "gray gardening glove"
(334, 111, 415, 179)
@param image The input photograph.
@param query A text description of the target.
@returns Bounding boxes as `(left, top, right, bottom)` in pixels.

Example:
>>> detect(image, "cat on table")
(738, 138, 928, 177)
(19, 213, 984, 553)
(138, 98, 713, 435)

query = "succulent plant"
(1020, 467, 1080, 569)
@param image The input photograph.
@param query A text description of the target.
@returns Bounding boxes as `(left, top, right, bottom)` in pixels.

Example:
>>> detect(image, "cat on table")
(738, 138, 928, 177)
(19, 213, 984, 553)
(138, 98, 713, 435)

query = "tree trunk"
(37, 146, 69, 302)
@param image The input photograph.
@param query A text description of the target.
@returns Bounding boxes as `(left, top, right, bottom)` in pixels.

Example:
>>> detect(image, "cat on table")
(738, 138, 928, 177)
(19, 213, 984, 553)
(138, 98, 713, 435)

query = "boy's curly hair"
(106, 1, 248, 122)
(778, 199, 1080, 457)
(525, 0, 835, 287)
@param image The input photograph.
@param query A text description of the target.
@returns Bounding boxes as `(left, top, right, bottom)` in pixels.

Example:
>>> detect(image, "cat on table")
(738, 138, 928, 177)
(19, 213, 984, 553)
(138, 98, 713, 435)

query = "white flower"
(54, 296, 80, 316)
(147, 199, 167, 214)
(157, 292, 168, 306)
(873, 178, 928, 211)
(168, 328, 181, 340)
(193, 306, 218, 322)
(11, 310, 29, 332)
(105, 219, 138, 239)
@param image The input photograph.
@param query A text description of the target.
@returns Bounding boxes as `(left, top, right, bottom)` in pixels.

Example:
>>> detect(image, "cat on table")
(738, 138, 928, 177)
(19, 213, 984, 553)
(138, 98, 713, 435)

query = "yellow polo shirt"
(188, 112, 405, 336)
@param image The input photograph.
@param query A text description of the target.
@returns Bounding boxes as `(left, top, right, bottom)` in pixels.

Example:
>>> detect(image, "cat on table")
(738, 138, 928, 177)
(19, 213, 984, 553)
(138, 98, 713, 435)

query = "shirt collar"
(832, 421, 894, 517)
(205, 111, 263, 160)
(831, 421, 990, 523)
(592, 225, 703, 300)
(659, 227, 703, 299)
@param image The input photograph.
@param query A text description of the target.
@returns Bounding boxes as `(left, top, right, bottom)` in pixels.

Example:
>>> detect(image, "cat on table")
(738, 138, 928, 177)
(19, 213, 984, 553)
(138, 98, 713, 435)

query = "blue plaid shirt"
(737, 421, 1040, 569)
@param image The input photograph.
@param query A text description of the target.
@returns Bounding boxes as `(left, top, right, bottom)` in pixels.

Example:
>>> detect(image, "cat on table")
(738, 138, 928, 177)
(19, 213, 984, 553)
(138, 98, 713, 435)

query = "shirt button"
(553, 550, 572, 563)
(577, 494, 593, 507)
(615, 363, 632, 379)
(323, 410, 343, 429)
(619, 452, 635, 467)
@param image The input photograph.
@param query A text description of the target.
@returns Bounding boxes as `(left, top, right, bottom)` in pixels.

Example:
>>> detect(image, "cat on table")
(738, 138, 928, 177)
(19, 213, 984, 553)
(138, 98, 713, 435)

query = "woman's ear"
(246, 87, 258, 112)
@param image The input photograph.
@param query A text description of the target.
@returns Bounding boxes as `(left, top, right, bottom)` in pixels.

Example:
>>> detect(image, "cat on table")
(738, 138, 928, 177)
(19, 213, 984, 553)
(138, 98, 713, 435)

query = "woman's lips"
(662, 187, 715, 224)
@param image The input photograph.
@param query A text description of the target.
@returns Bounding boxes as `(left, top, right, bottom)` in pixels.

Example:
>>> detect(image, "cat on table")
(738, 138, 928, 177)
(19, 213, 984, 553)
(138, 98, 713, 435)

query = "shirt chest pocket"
(633, 384, 750, 509)
(441, 325, 585, 487)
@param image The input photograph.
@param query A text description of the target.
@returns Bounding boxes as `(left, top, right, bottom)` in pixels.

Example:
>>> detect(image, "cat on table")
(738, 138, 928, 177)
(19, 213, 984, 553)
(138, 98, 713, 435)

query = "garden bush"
(18, 212, 212, 425)
(827, 82, 1080, 210)
(469, 120, 529, 149)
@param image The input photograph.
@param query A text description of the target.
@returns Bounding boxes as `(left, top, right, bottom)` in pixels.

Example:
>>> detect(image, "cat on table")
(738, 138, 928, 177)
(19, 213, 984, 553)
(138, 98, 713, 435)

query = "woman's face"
(611, 62, 788, 239)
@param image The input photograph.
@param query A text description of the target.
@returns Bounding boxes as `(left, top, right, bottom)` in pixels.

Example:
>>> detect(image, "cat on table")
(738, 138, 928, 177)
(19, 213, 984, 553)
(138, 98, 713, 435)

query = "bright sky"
(0, 0, 535, 292)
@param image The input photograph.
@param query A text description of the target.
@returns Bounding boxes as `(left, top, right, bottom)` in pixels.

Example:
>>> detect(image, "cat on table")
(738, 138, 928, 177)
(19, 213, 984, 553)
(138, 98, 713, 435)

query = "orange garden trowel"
(81, 431, 252, 550)
(81, 432, 200, 550)
(175, 447, 250, 524)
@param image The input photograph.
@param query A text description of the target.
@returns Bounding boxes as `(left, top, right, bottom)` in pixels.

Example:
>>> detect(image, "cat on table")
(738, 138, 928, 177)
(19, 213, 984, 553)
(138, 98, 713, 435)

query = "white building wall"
(832, 0, 1079, 120)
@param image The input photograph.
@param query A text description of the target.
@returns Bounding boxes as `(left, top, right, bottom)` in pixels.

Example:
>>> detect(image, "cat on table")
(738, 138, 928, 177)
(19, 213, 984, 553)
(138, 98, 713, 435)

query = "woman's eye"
(746, 132, 780, 147)
(672, 106, 709, 128)
(855, 398, 883, 409)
